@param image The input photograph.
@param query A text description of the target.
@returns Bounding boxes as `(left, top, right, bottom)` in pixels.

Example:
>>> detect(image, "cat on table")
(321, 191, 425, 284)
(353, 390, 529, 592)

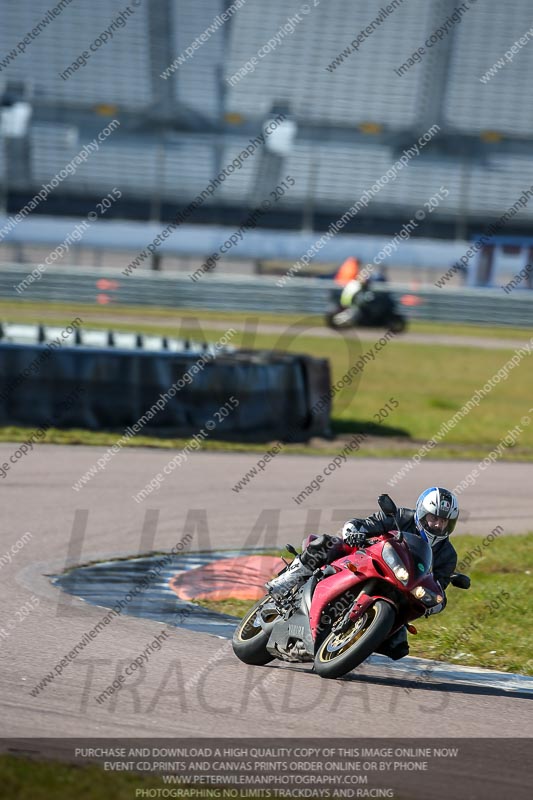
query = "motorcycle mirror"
(378, 494, 404, 542)
(378, 493, 398, 517)
(450, 572, 471, 589)
(285, 544, 299, 556)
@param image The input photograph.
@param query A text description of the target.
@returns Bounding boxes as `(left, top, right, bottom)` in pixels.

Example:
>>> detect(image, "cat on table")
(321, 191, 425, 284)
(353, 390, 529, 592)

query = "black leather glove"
(342, 522, 368, 548)
(424, 583, 446, 617)
(424, 602, 444, 617)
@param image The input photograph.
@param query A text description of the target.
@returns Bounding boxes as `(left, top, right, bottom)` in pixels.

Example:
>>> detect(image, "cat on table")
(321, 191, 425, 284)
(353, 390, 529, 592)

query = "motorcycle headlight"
(411, 586, 444, 606)
(382, 542, 410, 585)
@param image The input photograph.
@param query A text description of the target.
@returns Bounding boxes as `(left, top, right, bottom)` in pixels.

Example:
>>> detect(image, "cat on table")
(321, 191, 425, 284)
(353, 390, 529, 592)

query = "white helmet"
(415, 487, 459, 545)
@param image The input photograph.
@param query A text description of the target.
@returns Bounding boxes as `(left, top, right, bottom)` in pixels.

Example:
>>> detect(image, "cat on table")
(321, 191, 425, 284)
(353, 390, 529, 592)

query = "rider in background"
(375, 265, 388, 282)
(334, 256, 363, 311)
(334, 256, 360, 286)
(334, 258, 379, 313)
(266, 487, 459, 660)
(339, 275, 374, 310)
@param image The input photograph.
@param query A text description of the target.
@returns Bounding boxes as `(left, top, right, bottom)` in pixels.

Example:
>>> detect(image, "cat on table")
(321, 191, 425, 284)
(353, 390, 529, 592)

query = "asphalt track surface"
(1, 443, 532, 746)
(167, 318, 533, 351)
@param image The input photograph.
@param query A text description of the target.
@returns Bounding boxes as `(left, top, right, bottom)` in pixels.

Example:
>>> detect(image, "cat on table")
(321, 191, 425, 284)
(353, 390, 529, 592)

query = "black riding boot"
(376, 626, 409, 660)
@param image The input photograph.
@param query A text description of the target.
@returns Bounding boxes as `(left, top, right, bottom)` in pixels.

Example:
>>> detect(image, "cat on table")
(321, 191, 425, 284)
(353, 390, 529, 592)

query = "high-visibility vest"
(340, 279, 363, 308)
(334, 257, 359, 285)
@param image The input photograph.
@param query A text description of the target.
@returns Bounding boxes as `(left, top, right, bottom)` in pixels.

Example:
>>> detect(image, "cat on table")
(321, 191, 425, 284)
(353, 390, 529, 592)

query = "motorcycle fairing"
(308, 535, 441, 637)
(265, 609, 315, 661)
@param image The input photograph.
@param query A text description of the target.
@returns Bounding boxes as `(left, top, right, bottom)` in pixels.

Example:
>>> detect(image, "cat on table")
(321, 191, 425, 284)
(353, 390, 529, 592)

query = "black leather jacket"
(346, 507, 458, 590)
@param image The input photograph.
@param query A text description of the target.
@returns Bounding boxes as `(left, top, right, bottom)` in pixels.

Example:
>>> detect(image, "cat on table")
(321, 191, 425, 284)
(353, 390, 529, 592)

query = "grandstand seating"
(444, 0, 533, 136)
(275, 141, 533, 221)
(225, 0, 435, 130)
(29, 123, 256, 202)
(169, 0, 225, 123)
(0, 0, 152, 110)
(2, 0, 533, 225)
(9, 0, 533, 133)
(24, 123, 533, 222)
(283, 140, 463, 214)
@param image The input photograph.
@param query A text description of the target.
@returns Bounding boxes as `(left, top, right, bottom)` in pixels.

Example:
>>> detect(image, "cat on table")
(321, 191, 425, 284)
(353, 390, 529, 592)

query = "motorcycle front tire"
(314, 599, 395, 679)
(325, 307, 356, 329)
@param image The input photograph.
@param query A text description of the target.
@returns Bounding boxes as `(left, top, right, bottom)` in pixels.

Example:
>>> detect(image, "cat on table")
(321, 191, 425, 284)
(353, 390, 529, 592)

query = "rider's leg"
(376, 625, 409, 660)
(302, 534, 350, 568)
(266, 535, 348, 598)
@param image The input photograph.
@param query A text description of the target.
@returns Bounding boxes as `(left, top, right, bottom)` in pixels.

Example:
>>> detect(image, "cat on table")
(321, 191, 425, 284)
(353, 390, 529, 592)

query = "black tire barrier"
(0, 338, 331, 442)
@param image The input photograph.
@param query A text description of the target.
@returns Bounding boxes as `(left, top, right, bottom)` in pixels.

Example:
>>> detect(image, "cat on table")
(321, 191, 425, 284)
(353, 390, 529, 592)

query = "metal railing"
(1, 265, 532, 327)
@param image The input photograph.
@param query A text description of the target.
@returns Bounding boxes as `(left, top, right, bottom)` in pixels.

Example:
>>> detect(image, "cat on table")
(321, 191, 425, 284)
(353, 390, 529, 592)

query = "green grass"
(195, 596, 257, 618)
(197, 533, 533, 675)
(0, 755, 415, 800)
(2, 300, 533, 460)
(409, 532, 532, 674)
(3, 425, 532, 462)
(408, 319, 533, 340)
(0, 755, 174, 800)
(1, 297, 533, 338)
(333, 339, 533, 447)
(0, 299, 323, 328)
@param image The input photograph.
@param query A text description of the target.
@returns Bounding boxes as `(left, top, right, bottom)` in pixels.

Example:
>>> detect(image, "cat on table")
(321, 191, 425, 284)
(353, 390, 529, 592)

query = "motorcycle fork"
(331, 585, 376, 634)
(343, 588, 398, 631)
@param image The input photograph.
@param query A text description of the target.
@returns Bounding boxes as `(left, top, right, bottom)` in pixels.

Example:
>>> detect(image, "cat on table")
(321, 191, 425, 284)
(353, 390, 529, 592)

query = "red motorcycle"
(233, 495, 470, 679)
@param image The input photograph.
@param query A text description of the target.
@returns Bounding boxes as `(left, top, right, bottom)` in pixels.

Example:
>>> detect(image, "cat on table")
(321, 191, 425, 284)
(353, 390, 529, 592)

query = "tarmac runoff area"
(0, 443, 532, 741)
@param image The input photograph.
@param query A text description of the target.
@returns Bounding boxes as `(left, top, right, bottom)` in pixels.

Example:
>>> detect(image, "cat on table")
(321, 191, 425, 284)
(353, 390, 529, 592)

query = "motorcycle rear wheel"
(232, 596, 278, 666)
(314, 599, 395, 679)
(390, 314, 407, 333)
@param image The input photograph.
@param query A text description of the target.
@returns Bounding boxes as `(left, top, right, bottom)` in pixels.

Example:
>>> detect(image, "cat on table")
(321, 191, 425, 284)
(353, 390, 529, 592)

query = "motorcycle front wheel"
(314, 599, 395, 679)
(232, 595, 279, 666)
(325, 308, 355, 329)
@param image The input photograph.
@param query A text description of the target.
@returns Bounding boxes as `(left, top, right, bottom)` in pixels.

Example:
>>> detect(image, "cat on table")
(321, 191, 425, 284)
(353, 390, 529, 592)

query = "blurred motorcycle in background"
(325, 280, 407, 332)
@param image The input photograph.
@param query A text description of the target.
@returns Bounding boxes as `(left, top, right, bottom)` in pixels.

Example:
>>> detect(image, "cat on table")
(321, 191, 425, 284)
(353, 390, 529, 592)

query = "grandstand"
(444, 2, 533, 136)
(1, 0, 153, 109)
(1, 0, 533, 243)
(225, 0, 434, 129)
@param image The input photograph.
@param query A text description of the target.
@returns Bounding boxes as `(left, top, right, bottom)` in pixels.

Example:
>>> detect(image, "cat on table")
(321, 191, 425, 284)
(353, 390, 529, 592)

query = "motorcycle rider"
(266, 487, 459, 660)
(339, 275, 372, 310)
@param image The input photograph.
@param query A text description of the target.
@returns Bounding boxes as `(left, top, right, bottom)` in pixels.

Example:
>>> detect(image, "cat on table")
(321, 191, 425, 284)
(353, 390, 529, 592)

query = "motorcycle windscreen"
(402, 531, 433, 576)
